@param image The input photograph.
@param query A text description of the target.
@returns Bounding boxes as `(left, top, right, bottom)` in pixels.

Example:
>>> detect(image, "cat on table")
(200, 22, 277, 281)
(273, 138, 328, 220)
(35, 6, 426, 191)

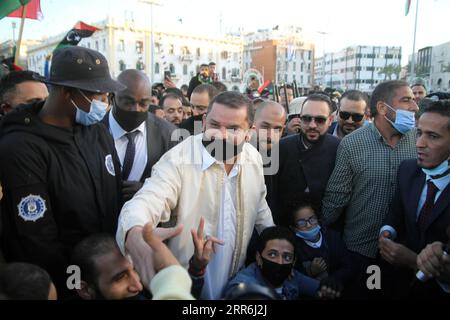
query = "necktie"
(418, 180, 439, 230)
(122, 131, 139, 180)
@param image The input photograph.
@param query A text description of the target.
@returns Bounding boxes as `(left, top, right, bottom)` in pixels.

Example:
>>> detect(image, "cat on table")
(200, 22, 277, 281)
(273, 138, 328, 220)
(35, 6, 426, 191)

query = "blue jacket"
(223, 262, 320, 300)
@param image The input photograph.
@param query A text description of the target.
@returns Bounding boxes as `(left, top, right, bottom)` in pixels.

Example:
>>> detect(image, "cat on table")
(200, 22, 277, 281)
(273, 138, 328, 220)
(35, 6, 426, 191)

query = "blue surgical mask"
(384, 103, 416, 134)
(295, 225, 321, 241)
(422, 158, 450, 178)
(71, 90, 108, 126)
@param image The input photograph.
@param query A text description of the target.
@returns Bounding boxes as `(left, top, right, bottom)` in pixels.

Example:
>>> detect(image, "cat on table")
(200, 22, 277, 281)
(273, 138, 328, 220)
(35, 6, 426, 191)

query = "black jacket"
(294, 228, 355, 287)
(102, 111, 178, 182)
(187, 74, 211, 100)
(273, 133, 340, 226)
(0, 102, 123, 293)
(385, 159, 450, 253)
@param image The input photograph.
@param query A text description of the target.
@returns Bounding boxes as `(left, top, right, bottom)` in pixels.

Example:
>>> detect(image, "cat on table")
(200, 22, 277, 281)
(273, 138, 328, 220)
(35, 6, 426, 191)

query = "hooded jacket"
(0, 102, 122, 293)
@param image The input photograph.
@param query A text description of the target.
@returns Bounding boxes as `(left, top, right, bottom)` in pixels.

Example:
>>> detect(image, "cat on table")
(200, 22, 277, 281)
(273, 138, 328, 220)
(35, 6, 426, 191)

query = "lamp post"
(139, 0, 161, 83)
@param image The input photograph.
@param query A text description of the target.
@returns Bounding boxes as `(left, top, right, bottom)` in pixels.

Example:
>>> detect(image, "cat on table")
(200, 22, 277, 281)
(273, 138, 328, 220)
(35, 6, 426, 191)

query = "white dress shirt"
(200, 146, 239, 300)
(109, 112, 148, 181)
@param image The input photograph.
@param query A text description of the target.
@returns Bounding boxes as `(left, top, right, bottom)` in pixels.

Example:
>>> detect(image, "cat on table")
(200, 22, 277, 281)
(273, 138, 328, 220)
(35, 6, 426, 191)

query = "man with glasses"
(328, 90, 368, 139)
(322, 80, 418, 298)
(102, 69, 177, 202)
(273, 94, 340, 226)
(179, 84, 219, 136)
(0, 46, 124, 297)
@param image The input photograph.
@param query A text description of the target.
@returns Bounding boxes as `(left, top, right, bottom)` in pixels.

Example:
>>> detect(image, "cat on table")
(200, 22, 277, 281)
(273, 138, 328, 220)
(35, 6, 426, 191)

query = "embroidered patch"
(105, 154, 116, 176)
(17, 194, 47, 222)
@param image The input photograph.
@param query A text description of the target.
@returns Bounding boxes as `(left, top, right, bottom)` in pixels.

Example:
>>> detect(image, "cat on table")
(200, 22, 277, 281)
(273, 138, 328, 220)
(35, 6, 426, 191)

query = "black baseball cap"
(36, 46, 126, 93)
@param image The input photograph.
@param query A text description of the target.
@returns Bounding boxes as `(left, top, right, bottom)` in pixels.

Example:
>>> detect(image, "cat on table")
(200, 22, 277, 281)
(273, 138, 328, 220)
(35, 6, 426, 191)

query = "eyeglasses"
(339, 111, 364, 122)
(295, 216, 319, 228)
(300, 115, 328, 125)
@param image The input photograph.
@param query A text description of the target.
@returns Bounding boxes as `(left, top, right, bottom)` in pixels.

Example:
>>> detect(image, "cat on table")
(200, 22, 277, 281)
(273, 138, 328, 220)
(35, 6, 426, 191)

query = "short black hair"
(0, 263, 52, 300)
(421, 100, 450, 131)
(340, 89, 369, 107)
(0, 70, 42, 103)
(370, 80, 409, 117)
(200, 64, 209, 68)
(159, 92, 182, 107)
(192, 83, 219, 101)
(149, 104, 163, 114)
(207, 91, 254, 125)
(256, 226, 297, 256)
(71, 234, 118, 285)
(212, 81, 227, 93)
(208, 62, 216, 66)
(290, 202, 320, 226)
(180, 84, 188, 91)
(302, 93, 333, 115)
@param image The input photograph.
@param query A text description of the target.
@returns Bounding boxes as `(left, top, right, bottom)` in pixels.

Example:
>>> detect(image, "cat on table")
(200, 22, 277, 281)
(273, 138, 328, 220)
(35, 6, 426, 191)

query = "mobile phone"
(164, 71, 171, 80)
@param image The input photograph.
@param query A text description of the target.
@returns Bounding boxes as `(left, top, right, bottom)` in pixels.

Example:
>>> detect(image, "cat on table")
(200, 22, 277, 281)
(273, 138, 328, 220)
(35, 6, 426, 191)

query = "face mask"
(202, 136, 245, 161)
(113, 103, 148, 132)
(384, 103, 415, 134)
(259, 256, 293, 287)
(295, 225, 321, 242)
(71, 90, 108, 126)
(422, 157, 450, 178)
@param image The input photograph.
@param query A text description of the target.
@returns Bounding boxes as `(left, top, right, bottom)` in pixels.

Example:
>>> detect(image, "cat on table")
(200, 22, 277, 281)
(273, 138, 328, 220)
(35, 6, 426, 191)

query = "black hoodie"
(0, 101, 122, 296)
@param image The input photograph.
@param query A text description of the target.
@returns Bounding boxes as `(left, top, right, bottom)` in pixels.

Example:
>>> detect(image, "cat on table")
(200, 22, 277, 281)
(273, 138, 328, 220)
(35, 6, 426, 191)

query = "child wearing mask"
(290, 203, 354, 295)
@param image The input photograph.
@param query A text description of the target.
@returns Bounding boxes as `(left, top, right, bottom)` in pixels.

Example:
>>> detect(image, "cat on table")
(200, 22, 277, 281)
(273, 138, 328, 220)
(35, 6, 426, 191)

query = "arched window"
(222, 67, 226, 80)
(183, 64, 188, 75)
(170, 63, 175, 74)
(155, 62, 160, 74)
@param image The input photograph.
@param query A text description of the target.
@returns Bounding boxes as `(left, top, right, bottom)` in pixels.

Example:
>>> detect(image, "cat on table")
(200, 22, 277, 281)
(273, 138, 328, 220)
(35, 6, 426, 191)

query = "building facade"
(243, 26, 315, 89)
(26, 17, 244, 89)
(314, 45, 402, 93)
(429, 41, 450, 92)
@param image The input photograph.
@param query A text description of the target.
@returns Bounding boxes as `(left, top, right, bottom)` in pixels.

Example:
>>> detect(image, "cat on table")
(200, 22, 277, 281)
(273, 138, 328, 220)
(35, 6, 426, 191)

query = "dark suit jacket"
(385, 159, 450, 253)
(102, 111, 178, 182)
(328, 121, 337, 135)
(273, 133, 340, 226)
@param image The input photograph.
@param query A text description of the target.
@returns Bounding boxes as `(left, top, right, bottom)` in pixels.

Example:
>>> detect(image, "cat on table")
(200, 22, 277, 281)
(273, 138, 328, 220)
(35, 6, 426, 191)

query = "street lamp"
(139, 0, 162, 83)
(317, 31, 328, 87)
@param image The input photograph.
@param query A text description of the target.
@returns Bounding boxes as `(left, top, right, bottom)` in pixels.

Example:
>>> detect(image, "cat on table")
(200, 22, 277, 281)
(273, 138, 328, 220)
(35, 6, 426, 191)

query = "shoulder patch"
(105, 154, 116, 176)
(17, 194, 47, 222)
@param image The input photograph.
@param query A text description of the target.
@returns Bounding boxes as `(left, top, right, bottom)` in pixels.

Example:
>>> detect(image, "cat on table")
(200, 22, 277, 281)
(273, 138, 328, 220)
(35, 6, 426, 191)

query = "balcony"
(179, 54, 194, 62)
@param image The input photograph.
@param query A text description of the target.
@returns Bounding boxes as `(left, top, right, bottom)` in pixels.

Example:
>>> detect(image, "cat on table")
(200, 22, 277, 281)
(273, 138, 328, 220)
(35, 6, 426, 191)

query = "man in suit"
(103, 69, 177, 201)
(273, 93, 340, 226)
(379, 100, 450, 298)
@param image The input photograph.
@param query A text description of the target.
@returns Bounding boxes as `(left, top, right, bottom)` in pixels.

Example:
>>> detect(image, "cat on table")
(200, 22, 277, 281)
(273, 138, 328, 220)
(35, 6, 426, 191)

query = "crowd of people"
(0, 45, 448, 300)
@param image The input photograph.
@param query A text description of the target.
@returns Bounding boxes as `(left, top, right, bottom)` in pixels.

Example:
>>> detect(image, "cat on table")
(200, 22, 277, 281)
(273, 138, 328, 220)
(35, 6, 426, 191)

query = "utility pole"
(139, 0, 162, 83)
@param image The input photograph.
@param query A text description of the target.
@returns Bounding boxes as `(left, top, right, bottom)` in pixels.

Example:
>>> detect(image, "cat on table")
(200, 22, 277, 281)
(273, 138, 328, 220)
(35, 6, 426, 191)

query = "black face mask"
(201, 136, 245, 161)
(113, 103, 148, 132)
(259, 257, 293, 288)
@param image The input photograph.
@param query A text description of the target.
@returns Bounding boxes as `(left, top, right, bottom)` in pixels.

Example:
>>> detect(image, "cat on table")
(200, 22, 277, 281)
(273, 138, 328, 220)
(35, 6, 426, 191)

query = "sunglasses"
(339, 111, 364, 122)
(300, 115, 328, 125)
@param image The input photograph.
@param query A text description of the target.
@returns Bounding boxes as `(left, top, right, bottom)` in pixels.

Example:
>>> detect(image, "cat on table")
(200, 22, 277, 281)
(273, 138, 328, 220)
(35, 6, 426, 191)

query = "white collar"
(109, 112, 146, 140)
(304, 232, 323, 248)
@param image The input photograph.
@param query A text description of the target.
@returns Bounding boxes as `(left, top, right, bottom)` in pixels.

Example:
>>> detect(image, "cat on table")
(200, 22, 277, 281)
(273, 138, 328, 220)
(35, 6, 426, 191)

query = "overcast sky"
(0, 0, 449, 65)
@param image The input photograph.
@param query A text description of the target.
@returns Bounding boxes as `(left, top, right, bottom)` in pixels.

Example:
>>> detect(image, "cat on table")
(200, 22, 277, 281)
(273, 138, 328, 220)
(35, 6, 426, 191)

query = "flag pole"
(410, 0, 419, 83)
(14, 5, 28, 66)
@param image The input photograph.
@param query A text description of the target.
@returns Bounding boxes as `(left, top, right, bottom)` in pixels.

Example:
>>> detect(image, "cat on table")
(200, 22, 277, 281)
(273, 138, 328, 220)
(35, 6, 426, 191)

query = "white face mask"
(71, 90, 108, 126)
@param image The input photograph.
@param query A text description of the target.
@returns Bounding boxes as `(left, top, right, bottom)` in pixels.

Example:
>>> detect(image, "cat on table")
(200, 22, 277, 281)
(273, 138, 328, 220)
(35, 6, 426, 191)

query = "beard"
(301, 128, 324, 145)
(202, 136, 245, 162)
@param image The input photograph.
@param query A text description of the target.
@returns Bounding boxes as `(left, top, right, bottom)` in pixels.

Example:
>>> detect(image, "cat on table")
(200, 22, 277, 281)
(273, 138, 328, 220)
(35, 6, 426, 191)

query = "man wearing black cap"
(0, 46, 124, 296)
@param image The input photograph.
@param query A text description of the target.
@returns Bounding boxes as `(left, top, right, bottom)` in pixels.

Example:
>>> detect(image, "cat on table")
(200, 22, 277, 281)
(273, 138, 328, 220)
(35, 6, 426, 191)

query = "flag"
(55, 21, 100, 51)
(6, 0, 42, 20)
(0, 0, 31, 19)
(405, 0, 411, 16)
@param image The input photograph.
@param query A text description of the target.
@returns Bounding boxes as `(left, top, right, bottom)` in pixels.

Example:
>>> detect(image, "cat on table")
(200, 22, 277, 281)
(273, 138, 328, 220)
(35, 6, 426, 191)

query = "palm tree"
(378, 64, 401, 80)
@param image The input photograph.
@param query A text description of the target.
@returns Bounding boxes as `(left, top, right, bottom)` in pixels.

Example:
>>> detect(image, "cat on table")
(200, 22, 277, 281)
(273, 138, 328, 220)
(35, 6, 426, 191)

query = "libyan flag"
(55, 21, 100, 51)
(0, 0, 44, 20)
(405, 0, 412, 16)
